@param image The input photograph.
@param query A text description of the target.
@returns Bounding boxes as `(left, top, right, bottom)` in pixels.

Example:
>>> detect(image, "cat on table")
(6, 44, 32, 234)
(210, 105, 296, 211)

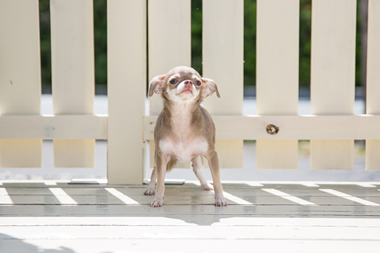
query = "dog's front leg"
(150, 153, 168, 207)
(206, 151, 228, 207)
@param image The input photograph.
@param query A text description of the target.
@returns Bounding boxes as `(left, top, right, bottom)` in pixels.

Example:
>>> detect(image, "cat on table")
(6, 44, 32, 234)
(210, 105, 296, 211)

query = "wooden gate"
(1, 0, 379, 184)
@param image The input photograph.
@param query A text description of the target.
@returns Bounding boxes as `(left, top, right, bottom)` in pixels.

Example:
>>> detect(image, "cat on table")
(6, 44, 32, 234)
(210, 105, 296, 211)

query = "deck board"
(2, 239, 380, 253)
(0, 181, 379, 252)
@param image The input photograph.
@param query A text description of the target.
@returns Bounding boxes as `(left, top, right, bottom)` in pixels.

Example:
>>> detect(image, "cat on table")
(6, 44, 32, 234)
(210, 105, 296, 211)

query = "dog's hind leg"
(144, 166, 157, 195)
(191, 156, 213, 191)
(165, 158, 177, 172)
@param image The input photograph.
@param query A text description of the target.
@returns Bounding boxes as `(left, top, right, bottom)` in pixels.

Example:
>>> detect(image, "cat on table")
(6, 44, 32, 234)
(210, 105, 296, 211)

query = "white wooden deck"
(1, 181, 380, 252)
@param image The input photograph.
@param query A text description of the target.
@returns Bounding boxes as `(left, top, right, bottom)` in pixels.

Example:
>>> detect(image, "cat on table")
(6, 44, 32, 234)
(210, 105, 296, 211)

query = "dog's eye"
(195, 80, 201, 86)
(169, 79, 177, 84)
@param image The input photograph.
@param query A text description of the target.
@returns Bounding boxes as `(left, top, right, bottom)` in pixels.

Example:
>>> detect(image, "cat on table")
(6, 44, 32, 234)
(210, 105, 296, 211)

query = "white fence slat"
(108, 0, 146, 184)
(50, 0, 95, 168)
(366, 0, 380, 170)
(148, 0, 191, 168)
(148, 0, 191, 116)
(53, 139, 94, 168)
(203, 0, 244, 168)
(310, 0, 356, 170)
(366, 141, 380, 171)
(0, 0, 42, 168)
(256, 0, 299, 169)
(0, 140, 41, 168)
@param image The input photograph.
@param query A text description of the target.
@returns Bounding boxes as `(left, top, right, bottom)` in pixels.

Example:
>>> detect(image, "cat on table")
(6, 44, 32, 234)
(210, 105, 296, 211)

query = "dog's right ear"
(148, 75, 165, 97)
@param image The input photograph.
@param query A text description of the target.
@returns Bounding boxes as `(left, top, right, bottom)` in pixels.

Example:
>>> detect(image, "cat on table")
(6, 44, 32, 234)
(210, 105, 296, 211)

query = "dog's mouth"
(181, 89, 193, 94)
(178, 88, 193, 95)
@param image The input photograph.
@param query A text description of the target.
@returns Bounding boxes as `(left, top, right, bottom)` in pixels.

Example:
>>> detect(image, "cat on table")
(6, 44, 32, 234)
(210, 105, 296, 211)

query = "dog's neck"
(162, 93, 202, 138)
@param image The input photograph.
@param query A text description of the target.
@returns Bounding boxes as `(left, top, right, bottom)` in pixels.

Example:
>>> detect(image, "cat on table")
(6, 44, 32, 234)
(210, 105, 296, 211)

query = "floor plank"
(1, 239, 380, 253)
(2, 225, 380, 240)
(0, 181, 379, 253)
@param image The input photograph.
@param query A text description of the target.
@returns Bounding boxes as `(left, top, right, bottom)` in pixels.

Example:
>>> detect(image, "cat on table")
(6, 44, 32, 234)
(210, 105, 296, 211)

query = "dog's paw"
(150, 197, 164, 207)
(215, 197, 228, 207)
(201, 183, 213, 191)
(144, 187, 155, 196)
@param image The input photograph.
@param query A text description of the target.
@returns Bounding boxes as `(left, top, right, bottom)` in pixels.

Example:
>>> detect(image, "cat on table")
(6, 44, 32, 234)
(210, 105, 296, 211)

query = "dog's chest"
(158, 104, 208, 162)
(159, 137, 208, 163)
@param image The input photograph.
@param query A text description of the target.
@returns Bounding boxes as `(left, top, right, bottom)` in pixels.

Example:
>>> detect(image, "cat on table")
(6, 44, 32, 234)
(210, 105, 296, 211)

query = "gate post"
(107, 0, 146, 184)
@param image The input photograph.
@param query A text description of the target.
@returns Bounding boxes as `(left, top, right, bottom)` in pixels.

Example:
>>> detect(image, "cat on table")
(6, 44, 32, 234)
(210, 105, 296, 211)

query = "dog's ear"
(148, 75, 165, 97)
(201, 78, 220, 98)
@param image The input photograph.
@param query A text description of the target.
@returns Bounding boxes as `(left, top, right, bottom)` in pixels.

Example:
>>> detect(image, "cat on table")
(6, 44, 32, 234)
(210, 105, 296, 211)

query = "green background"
(38, 0, 364, 89)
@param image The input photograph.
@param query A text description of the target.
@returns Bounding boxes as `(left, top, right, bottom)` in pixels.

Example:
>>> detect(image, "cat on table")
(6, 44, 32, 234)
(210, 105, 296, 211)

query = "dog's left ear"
(201, 78, 220, 98)
(148, 75, 165, 97)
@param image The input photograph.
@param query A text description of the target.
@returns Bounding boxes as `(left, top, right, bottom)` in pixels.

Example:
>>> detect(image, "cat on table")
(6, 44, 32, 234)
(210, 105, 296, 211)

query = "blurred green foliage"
(191, 0, 203, 74)
(93, 0, 107, 85)
(39, 0, 51, 88)
(243, 0, 257, 87)
(299, 0, 312, 87)
(39, 0, 362, 88)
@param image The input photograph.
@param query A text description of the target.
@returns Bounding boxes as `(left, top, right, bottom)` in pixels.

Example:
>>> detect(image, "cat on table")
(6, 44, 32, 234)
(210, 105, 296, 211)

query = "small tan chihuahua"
(145, 66, 227, 207)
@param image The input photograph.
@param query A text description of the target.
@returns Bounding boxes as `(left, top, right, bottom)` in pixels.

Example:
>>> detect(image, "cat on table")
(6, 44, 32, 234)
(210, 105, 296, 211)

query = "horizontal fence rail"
(0, 115, 107, 140)
(144, 115, 380, 140)
(2, 115, 380, 141)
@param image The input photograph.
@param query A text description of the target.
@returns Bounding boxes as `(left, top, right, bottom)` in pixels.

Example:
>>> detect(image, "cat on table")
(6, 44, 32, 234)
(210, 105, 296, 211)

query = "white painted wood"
(310, 0, 356, 170)
(2, 217, 380, 227)
(202, 0, 244, 168)
(0, 115, 107, 140)
(262, 189, 317, 206)
(0, 188, 13, 204)
(107, 0, 146, 184)
(0, 0, 42, 168)
(48, 188, 77, 205)
(320, 189, 380, 206)
(144, 115, 380, 140)
(257, 140, 298, 169)
(256, 0, 299, 169)
(148, 0, 191, 115)
(2, 225, 380, 240)
(311, 140, 354, 170)
(220, 191, 252, 205)
(105, 188, 139, 205)
(1, 240, 379, 253)
(2, 113, 380, 140)
(366, 141, 380, 171)
(366, 0, 380, 171)
(148, 0, 191, 168)
(50, 0, 95, 168)
(0, 140, 41, 168)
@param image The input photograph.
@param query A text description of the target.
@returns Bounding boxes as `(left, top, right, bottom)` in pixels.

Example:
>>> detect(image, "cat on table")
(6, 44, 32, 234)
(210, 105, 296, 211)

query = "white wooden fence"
(0, 0, 379, 184)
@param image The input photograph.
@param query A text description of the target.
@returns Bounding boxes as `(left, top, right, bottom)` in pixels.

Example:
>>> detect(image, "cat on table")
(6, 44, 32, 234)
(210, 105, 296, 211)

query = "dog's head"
(148, 66, 220, 102)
